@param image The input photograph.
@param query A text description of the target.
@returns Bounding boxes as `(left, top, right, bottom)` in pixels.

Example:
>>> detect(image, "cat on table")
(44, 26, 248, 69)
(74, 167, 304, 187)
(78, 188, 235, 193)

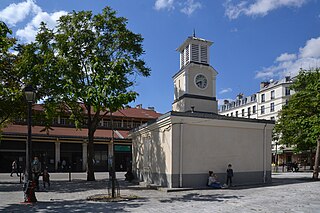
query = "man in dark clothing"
(31, 157, 42, 190)
(226, 164, 234, 187)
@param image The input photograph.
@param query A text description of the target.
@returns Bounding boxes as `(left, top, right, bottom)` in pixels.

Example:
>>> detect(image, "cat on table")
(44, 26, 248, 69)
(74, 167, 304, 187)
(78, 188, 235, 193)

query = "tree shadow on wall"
(133, 123, 169, 187)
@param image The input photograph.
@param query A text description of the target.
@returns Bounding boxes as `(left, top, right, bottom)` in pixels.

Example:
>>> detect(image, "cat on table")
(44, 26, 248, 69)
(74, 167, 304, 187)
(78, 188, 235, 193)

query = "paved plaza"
(0, 172, 319, 212)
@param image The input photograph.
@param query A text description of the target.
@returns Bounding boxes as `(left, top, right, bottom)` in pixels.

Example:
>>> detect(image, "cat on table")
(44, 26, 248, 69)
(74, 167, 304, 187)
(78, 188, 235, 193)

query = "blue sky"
(1, 0, 320, 113)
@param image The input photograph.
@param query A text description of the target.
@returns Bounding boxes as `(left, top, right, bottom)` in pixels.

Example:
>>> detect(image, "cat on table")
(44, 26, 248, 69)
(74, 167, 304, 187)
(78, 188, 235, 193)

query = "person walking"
(42, 169, 50, 189)
(226, 164, 234, 187)
(10, 160, 19, 177)
(31, 157, 42, 190)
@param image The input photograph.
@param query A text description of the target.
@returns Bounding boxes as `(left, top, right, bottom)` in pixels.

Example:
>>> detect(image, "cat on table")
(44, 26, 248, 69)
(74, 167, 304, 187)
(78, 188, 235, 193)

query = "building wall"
(131, 114, 274, 188)
(131, 116, 174, 187)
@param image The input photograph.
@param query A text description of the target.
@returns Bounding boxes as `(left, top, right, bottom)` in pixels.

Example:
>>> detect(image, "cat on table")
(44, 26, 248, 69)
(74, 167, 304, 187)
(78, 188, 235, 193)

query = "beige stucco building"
(130, 35, 274, 188)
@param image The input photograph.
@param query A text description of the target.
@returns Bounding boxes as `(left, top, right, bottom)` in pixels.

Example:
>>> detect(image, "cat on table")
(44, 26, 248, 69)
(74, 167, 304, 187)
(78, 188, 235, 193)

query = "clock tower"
(172, 35, 218, 113)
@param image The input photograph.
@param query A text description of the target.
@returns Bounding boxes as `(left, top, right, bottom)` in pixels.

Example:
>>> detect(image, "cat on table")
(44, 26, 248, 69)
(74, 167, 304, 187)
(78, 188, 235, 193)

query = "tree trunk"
(87, 127, 96, 181)
(312, 136, 320, 180)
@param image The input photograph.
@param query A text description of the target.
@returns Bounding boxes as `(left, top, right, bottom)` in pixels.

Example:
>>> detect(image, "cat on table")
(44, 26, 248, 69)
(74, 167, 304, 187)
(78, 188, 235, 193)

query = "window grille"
(185, 46, 189, 64)
(200, 45, 207, 63)
(191, 44, 199, 62)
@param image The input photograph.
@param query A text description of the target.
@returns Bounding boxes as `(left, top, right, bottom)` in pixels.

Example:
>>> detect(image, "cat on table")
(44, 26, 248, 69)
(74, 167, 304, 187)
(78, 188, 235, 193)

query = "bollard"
(19, 166, 22, 183)
(68, 166, 71, 182)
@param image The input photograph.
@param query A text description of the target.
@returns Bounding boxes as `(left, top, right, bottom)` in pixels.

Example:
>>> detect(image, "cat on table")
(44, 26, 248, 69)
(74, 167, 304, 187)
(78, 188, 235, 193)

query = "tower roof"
(176, 36, 213, 52)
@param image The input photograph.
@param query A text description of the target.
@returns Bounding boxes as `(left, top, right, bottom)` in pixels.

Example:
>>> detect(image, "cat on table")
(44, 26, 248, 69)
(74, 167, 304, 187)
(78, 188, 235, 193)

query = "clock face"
(195, 74, 208, 89)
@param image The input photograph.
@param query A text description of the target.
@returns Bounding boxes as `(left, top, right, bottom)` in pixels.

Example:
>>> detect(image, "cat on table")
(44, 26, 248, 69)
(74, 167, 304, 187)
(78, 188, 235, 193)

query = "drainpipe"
(263, 123, 267, 183)
(179, 123, 183, 188)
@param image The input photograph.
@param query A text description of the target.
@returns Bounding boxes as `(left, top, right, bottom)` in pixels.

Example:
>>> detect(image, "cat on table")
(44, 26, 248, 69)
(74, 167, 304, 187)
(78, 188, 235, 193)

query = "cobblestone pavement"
(0, 172, 319, 212)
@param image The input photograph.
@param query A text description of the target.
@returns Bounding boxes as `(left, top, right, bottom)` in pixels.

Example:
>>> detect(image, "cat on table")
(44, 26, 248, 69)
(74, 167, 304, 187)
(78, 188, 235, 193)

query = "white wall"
(131, 114, 274, 188)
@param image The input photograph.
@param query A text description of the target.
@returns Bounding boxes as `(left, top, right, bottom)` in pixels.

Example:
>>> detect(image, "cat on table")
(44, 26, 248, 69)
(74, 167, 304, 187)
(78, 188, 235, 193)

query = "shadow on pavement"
(232, 176, 317, 190)
(0, 198, 148, 213)
(159, 193, 242, 203)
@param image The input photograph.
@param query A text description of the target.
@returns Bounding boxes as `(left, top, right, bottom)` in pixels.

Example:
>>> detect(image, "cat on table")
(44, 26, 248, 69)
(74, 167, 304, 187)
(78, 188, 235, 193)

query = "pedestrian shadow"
(0, 198, 148, 213)
(159, 193, 242, 203)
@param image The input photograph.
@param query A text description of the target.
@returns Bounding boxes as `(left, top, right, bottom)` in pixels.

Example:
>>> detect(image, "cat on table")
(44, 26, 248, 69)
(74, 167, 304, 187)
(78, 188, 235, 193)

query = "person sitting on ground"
(42, 169, 50, 189)
(208, 171, 223, 189)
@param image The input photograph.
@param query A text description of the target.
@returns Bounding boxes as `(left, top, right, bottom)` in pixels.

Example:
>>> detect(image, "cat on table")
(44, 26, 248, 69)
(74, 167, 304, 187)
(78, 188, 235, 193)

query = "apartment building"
(219, 77, 308, 167)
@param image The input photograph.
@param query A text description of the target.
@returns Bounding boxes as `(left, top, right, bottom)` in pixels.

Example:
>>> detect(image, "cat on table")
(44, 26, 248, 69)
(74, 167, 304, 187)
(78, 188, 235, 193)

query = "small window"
(270, 103, 275, 112)
(261, 94, 265, 103)
(247, 107, 251, 118)
(261, 106, 265, 115)
(242, 109, 245, 117)
(231, 112, 233, 117)
(285, 87, 290, 96)
(253, 106, 256, 114)
(271, 90, 275, 99)
(285, 99, 289, 105)
(236, 111, 238, 117)
(60, 118, 66, 125)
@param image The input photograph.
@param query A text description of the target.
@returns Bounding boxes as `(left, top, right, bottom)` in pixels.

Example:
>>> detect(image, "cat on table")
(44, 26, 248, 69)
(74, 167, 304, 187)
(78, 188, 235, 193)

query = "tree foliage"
(274, 69, 320, 149)
(274, 68, 320, 178)
(17, 7, 150, 180)
(0, 21, 26, 128)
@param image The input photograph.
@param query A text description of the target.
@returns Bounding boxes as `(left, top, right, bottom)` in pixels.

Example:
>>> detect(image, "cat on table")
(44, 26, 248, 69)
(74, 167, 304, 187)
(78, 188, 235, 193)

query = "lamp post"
(23, 85, 37, 203)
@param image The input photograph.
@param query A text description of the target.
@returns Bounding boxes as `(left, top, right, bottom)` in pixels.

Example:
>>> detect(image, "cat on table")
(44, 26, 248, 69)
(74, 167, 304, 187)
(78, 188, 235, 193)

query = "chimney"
(236, 93, 243, 100)
(135, 104, 142, 109)
(223, 100, 229, 105)
(191, 106, 195, 113)
(260, 82, 270, 89)
(285, 76, 291, 82)
(147, 107, 155, 111)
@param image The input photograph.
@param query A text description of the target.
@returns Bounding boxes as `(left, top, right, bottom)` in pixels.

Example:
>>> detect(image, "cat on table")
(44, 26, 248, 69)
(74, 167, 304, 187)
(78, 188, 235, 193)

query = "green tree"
(274, 68, 320, 179)
(0, 21, 26, 128)
(25, 7, 150, 181)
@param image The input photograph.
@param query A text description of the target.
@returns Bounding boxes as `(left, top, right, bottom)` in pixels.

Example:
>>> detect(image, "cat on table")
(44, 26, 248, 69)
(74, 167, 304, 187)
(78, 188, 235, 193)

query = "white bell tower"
(172, 35, 218, 113)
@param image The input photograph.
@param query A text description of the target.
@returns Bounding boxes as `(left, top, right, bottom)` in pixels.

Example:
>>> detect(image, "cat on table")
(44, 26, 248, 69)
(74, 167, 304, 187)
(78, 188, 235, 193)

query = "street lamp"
(23, 85, 37, 203)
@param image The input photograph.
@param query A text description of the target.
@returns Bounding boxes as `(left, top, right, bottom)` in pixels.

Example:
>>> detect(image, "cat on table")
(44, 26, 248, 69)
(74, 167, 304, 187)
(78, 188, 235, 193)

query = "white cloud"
(0, 0, 41, 26)
(180, 0, 202, 16)
(255, 36, 320, 79)
(154, 0, 175, 11)
(299, 37, 320, 58)
(16, 10, 67, 43)
(154, 0, 201, 15)
(276, 53, 297, 62)
(225, 0, 307, 20)
(219, 88, 232, 94)
(0, 0, 67, 43)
